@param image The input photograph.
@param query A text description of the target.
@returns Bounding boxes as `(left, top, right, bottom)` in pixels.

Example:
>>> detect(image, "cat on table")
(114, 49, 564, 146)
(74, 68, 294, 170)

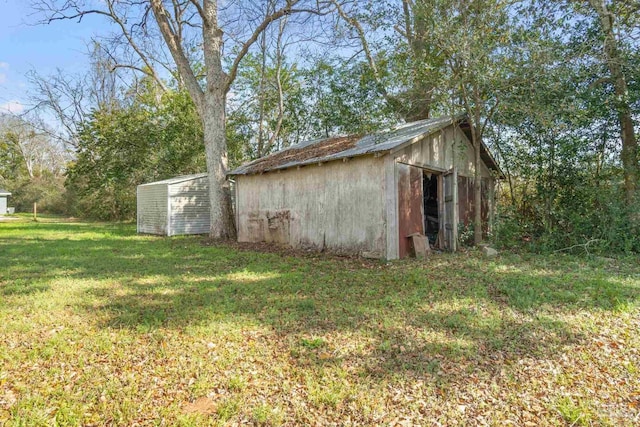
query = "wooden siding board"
(384, 155, 399, 260)
(236, 156, 386, 256)
(453, 127, 492, 179)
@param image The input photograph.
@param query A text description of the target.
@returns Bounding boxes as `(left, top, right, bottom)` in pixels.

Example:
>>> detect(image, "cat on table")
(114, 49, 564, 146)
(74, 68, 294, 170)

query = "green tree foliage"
(490, 0, 640, 253)
(0, 115, 68, 213)
(299, 59, 397, 138)
(227, 54, 395, 165)
(66, 86, 205, 220)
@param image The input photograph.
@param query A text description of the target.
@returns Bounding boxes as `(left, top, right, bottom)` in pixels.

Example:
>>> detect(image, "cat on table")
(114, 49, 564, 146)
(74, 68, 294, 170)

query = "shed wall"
(0, 196, 7, 215)
(168, 177, 210, 236)
(394, 127, 491, 178)
(452, 127, 492, 178)
(390, 124, 495, 252)
(137, 184, 168, 235)
(236, 155, 387, 255)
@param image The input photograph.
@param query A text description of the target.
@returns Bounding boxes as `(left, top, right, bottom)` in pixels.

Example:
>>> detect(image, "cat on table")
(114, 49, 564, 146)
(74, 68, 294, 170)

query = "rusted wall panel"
(397, 164, 425, 258)
(457, 175, 492, 235)
(457, 175, 472, 226)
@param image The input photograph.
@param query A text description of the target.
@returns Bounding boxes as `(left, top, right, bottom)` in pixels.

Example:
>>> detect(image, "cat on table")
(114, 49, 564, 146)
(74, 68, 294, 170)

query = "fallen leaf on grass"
(1, 389, 17, 408)
(182, 397, 217, 415)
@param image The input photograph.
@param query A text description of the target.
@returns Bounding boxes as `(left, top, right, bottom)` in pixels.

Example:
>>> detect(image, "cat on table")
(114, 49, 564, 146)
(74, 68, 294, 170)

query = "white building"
(228, 115, 502, 259)
(136, 174, 210, 236)
(0, 189, 11, 215)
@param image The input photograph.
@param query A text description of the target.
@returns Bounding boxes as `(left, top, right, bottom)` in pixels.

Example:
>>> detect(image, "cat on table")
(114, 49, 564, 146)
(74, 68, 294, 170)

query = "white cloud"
(0, 100, 25, 113)
(0, 62, 8, 69)
(0, 74, 6, 84)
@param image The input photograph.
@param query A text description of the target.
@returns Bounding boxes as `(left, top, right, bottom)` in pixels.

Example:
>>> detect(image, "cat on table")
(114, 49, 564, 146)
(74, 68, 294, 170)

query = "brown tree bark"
(333, 0, 435, 121)
(470, 126, 483, 245)
(151, 0, 302, 240)
(589, 0, 639, 209)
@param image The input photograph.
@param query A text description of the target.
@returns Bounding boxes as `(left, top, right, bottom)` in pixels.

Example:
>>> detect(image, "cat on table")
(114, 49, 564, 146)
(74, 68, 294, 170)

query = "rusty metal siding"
(236, 156, 386, 256)
(397, 164, 425, 258)
(168, 176, 210, 236)
(458, 175, 473, 226)
(137, 183, 168, 235)
(457, 175, 491, 234)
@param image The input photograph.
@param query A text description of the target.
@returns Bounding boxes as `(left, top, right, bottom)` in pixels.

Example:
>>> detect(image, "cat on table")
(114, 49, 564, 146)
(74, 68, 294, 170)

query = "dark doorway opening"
(423, 172, 439, 246)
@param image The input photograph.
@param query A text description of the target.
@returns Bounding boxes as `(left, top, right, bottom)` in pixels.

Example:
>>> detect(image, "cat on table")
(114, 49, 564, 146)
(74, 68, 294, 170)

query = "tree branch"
(150, 0, 204, 115)
(330, 0, 400, 110)
(104, 1, 168, 92)
(224, 0, 302, 94)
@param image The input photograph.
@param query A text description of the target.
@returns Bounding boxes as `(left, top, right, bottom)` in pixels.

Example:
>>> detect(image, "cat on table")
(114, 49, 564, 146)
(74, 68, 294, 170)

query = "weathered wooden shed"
(0, 189, 11, 215)
(228, 115, 502, 259)
(137, 173, 210, 236)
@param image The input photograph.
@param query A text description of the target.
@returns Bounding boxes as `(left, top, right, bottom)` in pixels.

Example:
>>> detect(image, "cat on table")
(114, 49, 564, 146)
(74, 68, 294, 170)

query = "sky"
(0, 0, 111, 114)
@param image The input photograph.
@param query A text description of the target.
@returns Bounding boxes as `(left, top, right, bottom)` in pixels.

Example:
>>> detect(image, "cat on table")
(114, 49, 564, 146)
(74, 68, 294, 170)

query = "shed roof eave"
(138, 173, 208, 187)
(227, 114, 504, 177)
(228, 150, 393, 176)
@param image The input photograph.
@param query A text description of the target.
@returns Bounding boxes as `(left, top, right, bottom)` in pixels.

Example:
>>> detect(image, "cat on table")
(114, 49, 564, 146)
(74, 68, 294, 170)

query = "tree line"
(1, 0, 638, 253)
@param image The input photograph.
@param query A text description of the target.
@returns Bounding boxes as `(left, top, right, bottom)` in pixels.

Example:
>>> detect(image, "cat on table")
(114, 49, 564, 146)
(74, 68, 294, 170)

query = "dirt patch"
(182, 397, 217, 415)
(238, 135, 361, 174)
(201, 238, 384, 268)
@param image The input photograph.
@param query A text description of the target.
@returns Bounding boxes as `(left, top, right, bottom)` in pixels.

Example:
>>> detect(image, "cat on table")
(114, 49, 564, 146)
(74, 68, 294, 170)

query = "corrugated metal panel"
(137, 183, 168, 235)
(228, 115, 462, 175)
(168, 176, 210, 236)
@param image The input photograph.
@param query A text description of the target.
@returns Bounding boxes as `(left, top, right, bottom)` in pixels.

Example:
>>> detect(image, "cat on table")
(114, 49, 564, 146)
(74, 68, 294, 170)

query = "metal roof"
(0, 189, 11, 196)
(228, 115, 502, 176)
(137, 173, 208, 187)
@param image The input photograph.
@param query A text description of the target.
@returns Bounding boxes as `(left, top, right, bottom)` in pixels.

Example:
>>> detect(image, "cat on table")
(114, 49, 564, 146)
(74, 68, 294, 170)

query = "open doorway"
(423, 172, 439, 247)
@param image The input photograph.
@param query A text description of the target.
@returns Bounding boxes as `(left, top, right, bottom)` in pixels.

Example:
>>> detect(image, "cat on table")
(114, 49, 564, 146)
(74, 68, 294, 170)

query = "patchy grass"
(0, 218, 639, 426)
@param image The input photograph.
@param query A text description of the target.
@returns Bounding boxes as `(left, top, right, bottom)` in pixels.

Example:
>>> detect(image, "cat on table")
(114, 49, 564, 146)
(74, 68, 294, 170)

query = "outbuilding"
(137, 173, 210, 236)
(0, 189, 11, 215)
(228, 115, 503, 259)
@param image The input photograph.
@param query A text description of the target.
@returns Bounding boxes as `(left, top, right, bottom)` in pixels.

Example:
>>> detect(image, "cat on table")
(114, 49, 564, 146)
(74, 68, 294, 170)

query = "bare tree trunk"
(471, 86, 483, 246)
(202, 1, 236, 240)
(203, 95, 236, 239)
(35, 0, 314, 240)
(256, 18, 269, 157)
(266, 16, 287, 152)
(473, 129, 483, 245)
(589, 0, 639, 209)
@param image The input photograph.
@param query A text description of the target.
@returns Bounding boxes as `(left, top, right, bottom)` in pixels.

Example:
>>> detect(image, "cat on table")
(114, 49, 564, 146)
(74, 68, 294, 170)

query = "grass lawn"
(1, 218, 639, 426)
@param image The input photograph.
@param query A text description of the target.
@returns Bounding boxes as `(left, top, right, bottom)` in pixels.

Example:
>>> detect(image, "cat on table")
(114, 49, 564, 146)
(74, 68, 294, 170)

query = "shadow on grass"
(2, 221, 639, 377)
